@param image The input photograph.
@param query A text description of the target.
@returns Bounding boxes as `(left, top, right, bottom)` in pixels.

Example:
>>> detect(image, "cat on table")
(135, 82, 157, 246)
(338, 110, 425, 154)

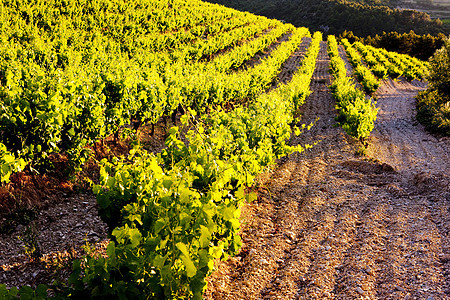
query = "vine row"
(328, 35, 378, 145)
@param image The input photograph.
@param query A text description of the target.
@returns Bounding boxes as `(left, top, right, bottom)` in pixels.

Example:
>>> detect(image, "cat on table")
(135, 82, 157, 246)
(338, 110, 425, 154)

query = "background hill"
(205, 0, 448, 36)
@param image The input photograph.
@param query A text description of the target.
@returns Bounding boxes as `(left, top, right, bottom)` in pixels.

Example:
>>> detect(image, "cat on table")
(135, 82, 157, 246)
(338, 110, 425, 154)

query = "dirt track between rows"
(205, 41, 450, 300)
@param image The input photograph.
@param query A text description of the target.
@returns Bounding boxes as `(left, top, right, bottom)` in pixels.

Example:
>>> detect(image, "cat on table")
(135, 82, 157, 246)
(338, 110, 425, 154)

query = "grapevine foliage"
(327, 35, 378, 143)
(0, 0, 297, 181)
(341, 38, 380, 95)
(0, 0, 324, 297)
(63, 31, 322, 299)
(353, 42, 429, 81)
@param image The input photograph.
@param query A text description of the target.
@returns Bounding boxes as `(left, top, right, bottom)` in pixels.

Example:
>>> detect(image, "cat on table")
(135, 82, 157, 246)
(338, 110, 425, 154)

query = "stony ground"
(0, 39, 449, 299)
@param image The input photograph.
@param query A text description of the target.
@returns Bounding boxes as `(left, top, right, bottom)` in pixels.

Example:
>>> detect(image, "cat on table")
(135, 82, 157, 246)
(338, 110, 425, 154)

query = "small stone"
(394, 285, 405, 292)
(439, 254, 450, 263)
(364, 266, 374, 275)
(356, 287, 364, 295)
(88, 231, 99, 237)
(285, 231, 296, 240)
(325, 245, 331, 251)
(426, 297, 434, 300)
(260, 258, 269, 265)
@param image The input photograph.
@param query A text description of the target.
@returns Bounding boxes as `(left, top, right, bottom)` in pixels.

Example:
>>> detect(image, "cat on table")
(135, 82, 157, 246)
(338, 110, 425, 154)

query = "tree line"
(206, 0, 448, 36)
(340, 30, 447, 60)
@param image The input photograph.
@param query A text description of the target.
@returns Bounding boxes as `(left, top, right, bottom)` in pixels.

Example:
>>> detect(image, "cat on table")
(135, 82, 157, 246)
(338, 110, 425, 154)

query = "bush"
(416, 89, 450, 135)
(416, 37, 450, 135)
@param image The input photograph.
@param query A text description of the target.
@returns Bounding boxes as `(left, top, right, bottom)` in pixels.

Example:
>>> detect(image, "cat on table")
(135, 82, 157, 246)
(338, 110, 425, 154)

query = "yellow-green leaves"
(180, 255, 197, 278)
(328, 36, 378, 142)
(0, 144, 26, 183)
(112, 225, 142, 249)
(0, 0, 323, 298)
(341, 39, 380, 95)
(199, 226, 211, 248)
(176, 242, 197, 278)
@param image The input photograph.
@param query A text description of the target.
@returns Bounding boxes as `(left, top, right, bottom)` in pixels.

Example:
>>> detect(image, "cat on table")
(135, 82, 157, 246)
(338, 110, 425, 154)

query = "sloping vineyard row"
(341, 38, 380, 94)
(0, 22, 299, 181)
(0, 0, 263, 182)
(164, 18, 279, 63)
(327, 35, 378, 143)
(0, 31, 323, 299)
(374, 45, 428, 80)
(0, 0, 252, 40)
(131, 14, 265, 53)
(353, 41, 428, 81)
(333, 36, 429, 142)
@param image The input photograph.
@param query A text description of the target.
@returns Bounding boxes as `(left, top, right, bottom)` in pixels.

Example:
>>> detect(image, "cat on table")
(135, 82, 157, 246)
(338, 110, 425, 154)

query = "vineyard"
(0, 0, 449, 299)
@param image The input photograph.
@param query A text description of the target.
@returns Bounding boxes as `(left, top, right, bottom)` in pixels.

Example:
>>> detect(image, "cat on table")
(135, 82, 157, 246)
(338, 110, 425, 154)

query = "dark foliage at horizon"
(340, 30, 447, 60)
(205, 0, 447, 36)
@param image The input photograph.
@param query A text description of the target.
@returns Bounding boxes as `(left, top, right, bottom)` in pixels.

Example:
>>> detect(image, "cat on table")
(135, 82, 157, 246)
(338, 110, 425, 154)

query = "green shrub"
(416, 37, 450, 135)
(416, 89, 450, 135)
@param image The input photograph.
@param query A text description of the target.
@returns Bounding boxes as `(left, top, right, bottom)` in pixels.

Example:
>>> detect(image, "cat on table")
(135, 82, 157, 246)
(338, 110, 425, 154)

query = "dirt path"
(370, 78, 449, 174)
(205, 41, 450, 299)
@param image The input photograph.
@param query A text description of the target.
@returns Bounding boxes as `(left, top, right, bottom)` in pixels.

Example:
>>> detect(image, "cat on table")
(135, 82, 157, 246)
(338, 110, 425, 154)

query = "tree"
(416, 36, 450, 135)
(428, 38, 450, 95)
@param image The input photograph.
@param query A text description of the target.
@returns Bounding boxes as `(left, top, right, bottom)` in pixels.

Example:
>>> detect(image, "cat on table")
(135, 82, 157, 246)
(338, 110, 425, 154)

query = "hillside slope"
(0, 0, 448, 298)
(205, 0, 446, 36)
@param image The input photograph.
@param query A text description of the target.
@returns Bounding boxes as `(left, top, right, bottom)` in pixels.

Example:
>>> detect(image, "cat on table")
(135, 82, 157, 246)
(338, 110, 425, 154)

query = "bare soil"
(205, 41, 450, 299)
